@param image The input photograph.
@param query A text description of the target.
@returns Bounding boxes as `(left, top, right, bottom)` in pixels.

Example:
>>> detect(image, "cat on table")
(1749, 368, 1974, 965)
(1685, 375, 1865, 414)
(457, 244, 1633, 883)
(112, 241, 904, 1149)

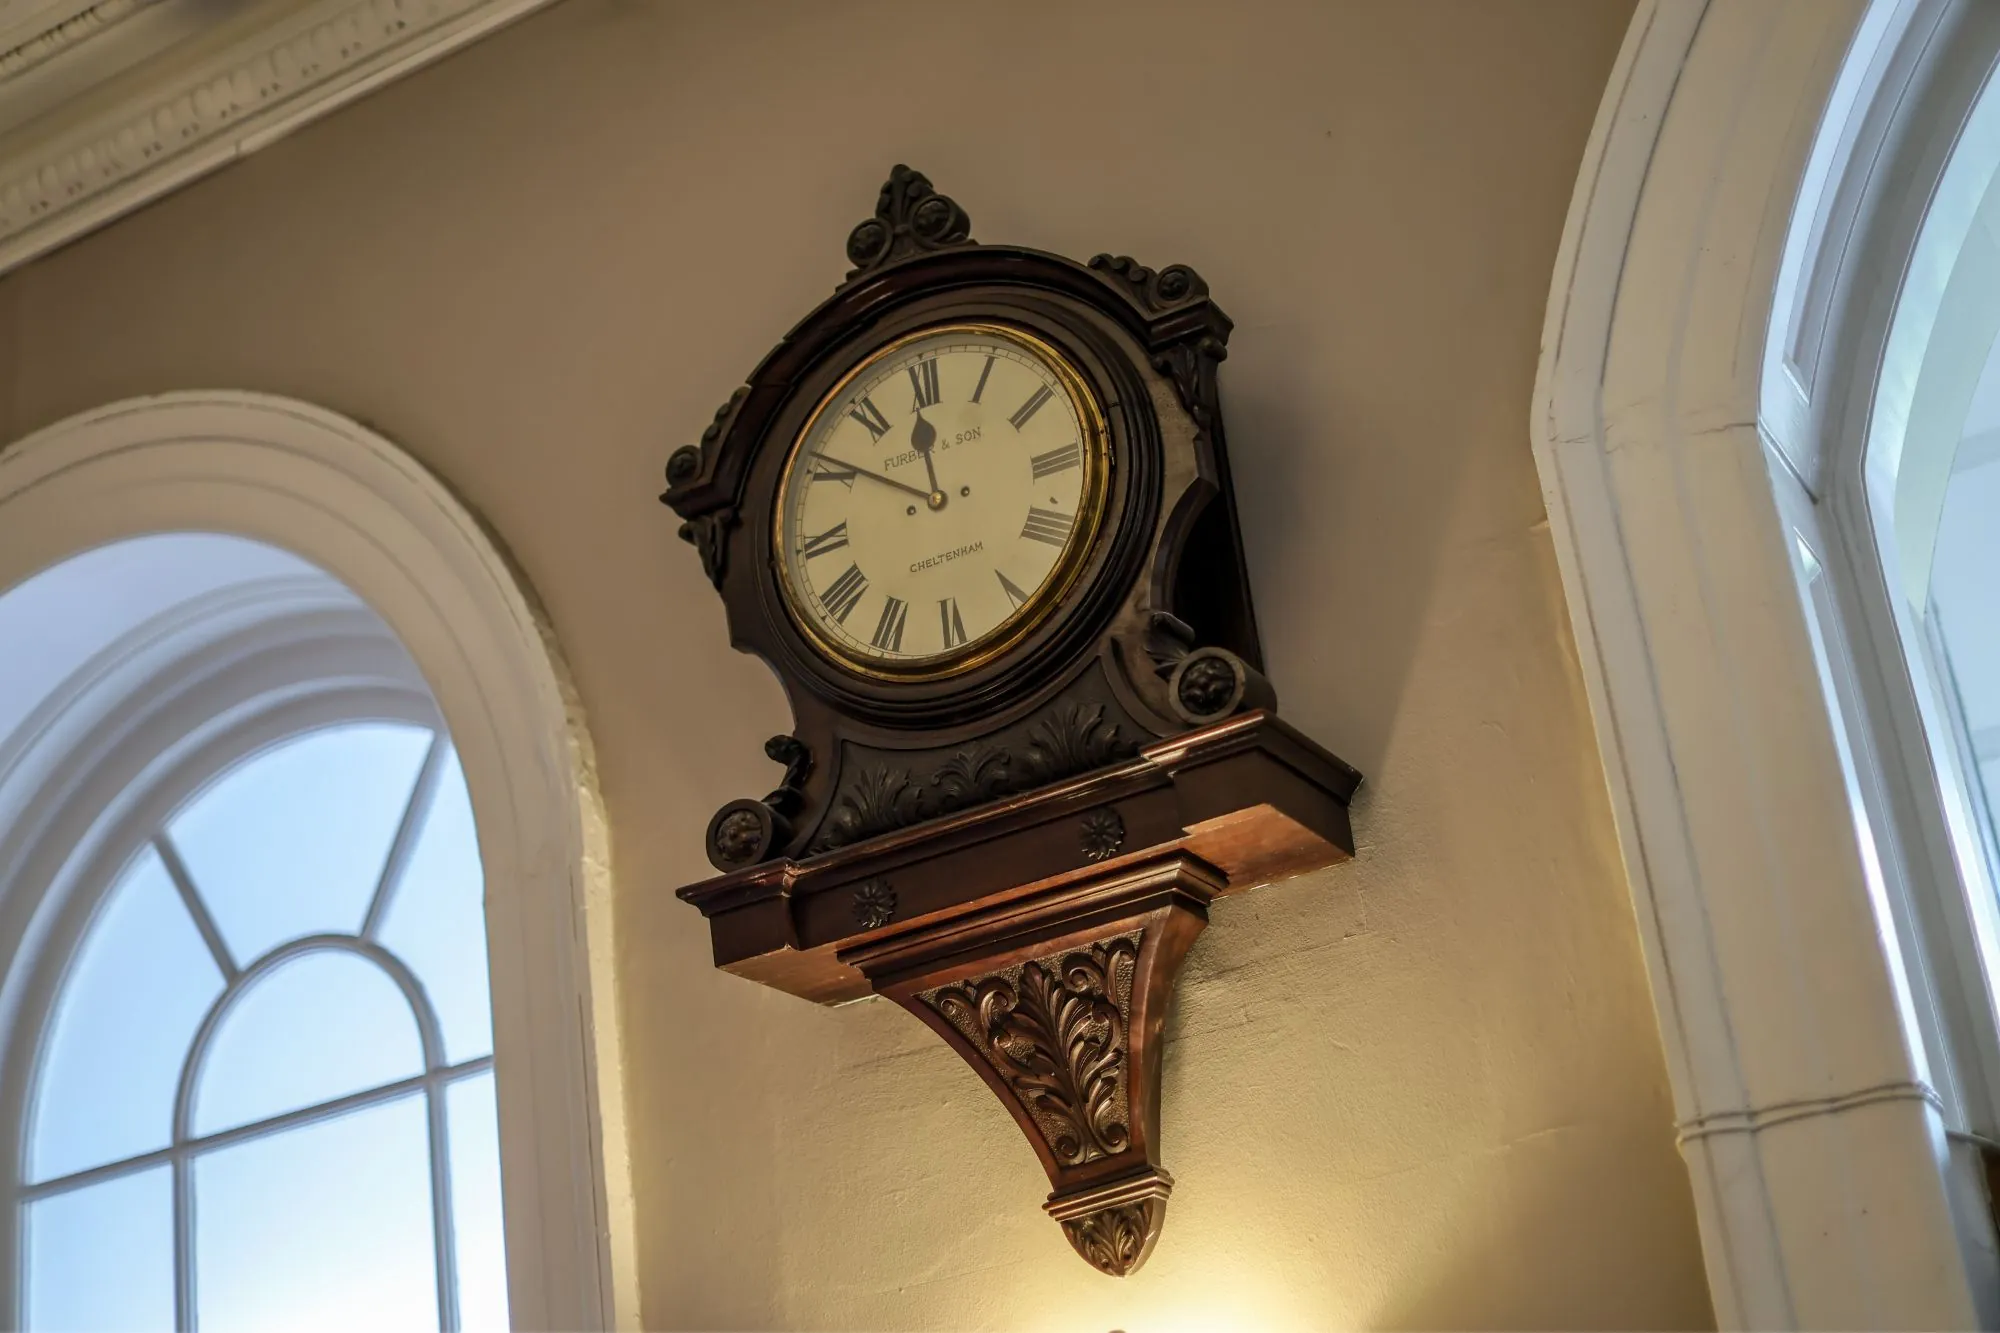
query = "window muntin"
(191, 949, 427, 1137)
(166, 725, 434, 965)
(29, 849, 223, 1184)
(20, 722, 506, 1331)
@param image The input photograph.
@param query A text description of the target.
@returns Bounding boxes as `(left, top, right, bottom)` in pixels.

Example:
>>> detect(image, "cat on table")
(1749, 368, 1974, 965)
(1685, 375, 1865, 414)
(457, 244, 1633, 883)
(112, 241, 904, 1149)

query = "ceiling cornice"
(0, 1, 164, 82)
(0, 0, 556, 276)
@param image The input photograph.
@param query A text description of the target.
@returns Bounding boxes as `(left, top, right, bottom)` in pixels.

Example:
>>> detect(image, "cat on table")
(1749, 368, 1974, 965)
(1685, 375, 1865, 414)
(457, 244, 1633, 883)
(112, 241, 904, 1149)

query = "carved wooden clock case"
(660, 167, 1361, 1277)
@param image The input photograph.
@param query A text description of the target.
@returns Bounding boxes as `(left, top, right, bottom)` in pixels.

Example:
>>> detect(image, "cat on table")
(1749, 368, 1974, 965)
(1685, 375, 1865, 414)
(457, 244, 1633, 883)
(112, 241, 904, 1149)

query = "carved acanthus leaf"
(1023, 702, 1132, 784)
(1060, 1202, 1156, 1278)
(924, 935, 1140, 1167)
(930, 745, 1013, 812)
(807, 697, 1141, 853)
(814, 763, 923, 851)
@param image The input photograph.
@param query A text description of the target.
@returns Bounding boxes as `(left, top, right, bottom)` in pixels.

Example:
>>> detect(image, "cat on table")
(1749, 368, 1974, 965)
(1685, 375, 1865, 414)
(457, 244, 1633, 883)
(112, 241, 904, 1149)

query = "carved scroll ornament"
(922, 935, 1139, 1167)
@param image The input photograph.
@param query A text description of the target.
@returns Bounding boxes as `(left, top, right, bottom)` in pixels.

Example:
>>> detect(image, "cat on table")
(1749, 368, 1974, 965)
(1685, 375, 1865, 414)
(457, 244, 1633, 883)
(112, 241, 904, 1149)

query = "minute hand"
(811, 451, 934, 501)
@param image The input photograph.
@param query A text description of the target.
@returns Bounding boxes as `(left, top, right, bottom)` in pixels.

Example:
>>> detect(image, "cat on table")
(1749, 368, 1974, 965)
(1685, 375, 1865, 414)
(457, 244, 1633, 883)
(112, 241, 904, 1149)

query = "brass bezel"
(773, 321, 1112, 683)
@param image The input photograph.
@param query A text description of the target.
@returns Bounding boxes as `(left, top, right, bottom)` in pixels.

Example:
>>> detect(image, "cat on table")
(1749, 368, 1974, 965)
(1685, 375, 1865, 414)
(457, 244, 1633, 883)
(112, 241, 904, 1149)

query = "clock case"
(664, 166, 1287, 865)
(660, 167, 1361, 1277)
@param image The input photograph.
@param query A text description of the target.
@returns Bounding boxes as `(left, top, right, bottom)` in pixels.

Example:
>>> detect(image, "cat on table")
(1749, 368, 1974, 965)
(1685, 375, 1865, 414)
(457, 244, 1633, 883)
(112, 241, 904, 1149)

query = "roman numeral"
(871, 596, 908, 651)
(970, 356, 995, 404)
(799, 521, 849, 560)
(1020, 506, 1074, 547)
(907, 357, 940, 410)
(1030, 443, 1082, 479)
(1008, 385, 1054, 430)
(809, 458, 857, 487)
(996, 570, 1030, 609)
(939, 597, 967, 650)
(848, 396, 891, 442)
(820, 564, 867, 624)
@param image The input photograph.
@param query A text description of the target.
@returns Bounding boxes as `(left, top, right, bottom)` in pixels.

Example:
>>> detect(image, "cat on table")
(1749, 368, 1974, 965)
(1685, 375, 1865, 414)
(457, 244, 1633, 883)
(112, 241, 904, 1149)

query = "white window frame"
(1534, 0, 2000, 1324)
(13, 687, 497, 1328)
(0, 394, 635, 1331)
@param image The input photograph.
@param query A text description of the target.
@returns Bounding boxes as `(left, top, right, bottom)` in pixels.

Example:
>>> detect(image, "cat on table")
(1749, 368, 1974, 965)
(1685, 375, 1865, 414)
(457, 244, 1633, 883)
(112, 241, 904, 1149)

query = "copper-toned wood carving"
(846, 853, 1220, 1276)
(923, 934, 1140, 1168)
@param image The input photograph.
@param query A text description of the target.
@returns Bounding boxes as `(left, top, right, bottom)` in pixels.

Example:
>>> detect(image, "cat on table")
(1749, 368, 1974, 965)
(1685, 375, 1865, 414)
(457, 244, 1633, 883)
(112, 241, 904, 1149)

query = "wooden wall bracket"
(675, 711, 1360, 1275)
(845, 853, 1220, 1275)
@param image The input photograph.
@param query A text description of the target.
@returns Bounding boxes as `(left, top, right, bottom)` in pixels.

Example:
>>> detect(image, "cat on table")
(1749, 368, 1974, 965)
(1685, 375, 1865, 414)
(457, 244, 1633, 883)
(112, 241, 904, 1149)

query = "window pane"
(194, 949, 424, 1136)
(169, 724, 432, 964)
(25, 1165, 174, 1332)
(31, 847, 223, 1182)
(447, 1072, 510, 1331)
(378, 746, 493, 1060)
(194, 1095, 437, 1333)
(1933, 461, 2000, 858)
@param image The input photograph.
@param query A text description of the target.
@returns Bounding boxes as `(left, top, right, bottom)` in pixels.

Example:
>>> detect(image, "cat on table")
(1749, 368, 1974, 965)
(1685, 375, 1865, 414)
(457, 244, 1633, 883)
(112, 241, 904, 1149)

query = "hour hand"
(910, 411, 942, 496)
(809, 451, 933, 502)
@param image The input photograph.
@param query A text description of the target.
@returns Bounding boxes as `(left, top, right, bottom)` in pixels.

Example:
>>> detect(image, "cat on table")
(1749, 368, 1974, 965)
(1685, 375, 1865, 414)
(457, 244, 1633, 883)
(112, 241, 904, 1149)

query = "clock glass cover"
(774, 323, 1109, 677)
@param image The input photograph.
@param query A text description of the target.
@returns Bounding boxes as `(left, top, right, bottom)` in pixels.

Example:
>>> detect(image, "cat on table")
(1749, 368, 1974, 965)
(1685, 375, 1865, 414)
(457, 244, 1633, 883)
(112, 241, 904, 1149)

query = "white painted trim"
(0, 393, 634, 1331)
(0, 0, 559, 276)
(1759, 0, 2000, 1151)
(1534, 0, 1982, 1324)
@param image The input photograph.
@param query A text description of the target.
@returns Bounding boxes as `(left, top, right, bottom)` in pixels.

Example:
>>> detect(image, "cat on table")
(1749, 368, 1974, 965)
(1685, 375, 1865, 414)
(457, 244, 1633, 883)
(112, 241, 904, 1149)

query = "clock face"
(774, 323, 1110, 678)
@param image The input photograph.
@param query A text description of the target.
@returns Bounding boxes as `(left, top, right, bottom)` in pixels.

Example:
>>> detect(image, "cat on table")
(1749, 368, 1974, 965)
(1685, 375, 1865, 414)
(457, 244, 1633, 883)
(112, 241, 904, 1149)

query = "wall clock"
(661, 166, 1361, 1276)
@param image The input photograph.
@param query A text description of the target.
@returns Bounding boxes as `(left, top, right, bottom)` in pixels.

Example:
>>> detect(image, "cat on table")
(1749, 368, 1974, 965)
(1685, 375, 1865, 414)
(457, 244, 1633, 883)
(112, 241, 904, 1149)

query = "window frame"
(0, 395, 632, 1331)
(11, 705, 503, 1331)
(1531, 0, 2000, 1323)
(1761, 0, 2000, 1145)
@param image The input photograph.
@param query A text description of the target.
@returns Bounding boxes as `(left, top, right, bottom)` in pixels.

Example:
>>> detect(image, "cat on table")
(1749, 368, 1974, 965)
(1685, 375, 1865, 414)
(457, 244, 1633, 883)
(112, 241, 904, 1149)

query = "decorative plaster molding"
(0, 0, 557, 274)
(0, 0, 162, 81)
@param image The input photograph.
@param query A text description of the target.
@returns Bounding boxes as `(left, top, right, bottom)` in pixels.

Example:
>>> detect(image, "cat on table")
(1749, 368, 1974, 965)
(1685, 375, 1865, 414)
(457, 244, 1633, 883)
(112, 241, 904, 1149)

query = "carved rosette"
(920, 935, 1140, 1167)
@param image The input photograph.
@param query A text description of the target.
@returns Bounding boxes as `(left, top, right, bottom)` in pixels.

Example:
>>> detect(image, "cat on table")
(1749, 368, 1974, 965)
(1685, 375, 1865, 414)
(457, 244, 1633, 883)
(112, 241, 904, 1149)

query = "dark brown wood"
(677, 710, 1358, 1004)
(658, 167, 1364, 1275)
(659, 166, 1289, 873)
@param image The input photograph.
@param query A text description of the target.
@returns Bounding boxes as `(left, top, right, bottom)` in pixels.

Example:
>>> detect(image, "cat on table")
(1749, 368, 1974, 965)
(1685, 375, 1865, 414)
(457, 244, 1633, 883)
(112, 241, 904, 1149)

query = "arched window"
(1762, 0, 2000, 1143)
(23, 723, 505, 1332)
(1535, 0, 2000, 1321)
(0, 395, 628, 1332)
(0, 536, 508, 1331)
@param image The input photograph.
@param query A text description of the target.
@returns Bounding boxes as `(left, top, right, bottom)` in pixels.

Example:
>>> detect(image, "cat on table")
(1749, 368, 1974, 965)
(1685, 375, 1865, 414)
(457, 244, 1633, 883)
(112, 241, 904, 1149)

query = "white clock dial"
(774, 323, 1109, 676)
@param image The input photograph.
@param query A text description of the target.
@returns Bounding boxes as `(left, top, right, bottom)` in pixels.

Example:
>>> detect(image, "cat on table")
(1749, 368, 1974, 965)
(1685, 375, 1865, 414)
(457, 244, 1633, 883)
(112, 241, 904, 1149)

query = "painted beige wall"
(0, 0, 1714, 1327)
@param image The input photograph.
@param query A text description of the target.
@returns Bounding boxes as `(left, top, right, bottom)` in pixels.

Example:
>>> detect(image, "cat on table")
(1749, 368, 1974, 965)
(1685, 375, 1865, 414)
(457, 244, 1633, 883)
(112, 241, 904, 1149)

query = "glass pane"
(194, 1094, 437, 1333)
(1933, 459, 2000, 860)
(25, 1165, 174, 1332)
(447, 1072, 511, 1331)
(31, 847, 223, 1182)
(169, 724, 432, 964)
(194, 949, 424, 1136)
(378, 745, 493, 1060)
